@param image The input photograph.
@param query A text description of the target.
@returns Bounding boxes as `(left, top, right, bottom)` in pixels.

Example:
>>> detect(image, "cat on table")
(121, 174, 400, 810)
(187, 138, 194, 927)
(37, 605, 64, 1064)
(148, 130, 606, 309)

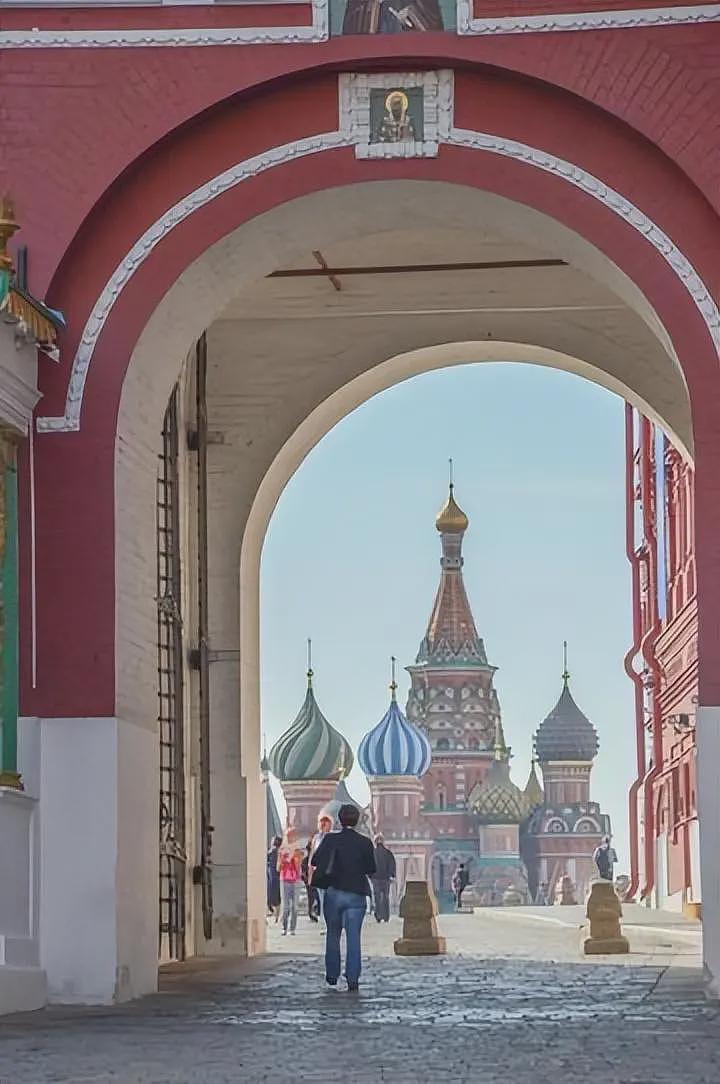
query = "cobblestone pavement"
(1, 911, 716, 1084)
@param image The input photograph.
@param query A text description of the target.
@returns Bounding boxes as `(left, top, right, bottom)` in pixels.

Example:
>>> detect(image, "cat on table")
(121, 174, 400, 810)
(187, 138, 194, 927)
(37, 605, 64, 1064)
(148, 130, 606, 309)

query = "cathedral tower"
(405, 477, 507, 896)
(522, 651, 610, 902)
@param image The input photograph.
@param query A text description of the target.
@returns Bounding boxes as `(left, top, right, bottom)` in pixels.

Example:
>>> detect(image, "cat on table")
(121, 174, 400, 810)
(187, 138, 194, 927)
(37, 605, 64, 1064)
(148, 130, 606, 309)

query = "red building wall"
(626, 407, 699, 908)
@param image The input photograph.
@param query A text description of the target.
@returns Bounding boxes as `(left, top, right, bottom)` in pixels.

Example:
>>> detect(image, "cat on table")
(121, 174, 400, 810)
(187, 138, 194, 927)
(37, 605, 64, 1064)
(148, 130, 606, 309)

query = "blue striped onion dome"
(358, 695, 432, 778)
(267, 677, 353, 782)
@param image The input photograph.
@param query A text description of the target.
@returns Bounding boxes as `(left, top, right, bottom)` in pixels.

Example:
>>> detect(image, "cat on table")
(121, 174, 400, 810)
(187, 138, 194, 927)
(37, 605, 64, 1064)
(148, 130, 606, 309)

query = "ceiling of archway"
(210, 183, 690, 456)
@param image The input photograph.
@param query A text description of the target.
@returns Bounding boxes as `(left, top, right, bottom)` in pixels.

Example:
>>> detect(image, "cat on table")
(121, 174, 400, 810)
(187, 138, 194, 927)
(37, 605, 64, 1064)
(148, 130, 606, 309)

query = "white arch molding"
(38, 123, 718, 434)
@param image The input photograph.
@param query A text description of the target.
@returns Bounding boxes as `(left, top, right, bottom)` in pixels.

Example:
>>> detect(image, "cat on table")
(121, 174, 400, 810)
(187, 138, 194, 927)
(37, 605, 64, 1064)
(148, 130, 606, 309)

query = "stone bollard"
(583, 879, 629, 955)
(394, 881, 446, 956)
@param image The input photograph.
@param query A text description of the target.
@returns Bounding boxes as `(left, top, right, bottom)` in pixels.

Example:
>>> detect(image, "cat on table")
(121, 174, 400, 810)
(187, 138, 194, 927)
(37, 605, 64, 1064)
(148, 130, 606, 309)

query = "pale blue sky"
(261, 363, 634, 868)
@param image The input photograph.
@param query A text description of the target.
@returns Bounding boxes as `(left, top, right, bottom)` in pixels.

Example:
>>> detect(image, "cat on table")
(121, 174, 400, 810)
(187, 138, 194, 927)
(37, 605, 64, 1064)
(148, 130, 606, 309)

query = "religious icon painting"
(339, 71, 454, 160)
(329, 0, 456, 34)
(369, 88, 424, 145)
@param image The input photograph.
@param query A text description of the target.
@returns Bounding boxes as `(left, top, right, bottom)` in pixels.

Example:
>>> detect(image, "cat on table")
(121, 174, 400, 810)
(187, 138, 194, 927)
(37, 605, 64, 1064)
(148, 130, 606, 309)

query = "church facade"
(268, 483, 611, 907)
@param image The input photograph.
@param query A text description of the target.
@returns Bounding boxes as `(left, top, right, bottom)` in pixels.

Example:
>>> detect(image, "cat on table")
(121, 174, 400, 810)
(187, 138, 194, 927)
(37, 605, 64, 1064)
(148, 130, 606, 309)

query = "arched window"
(468, 736, 479, 751)
(437, 786, 447, 810)
(436, 737, 450, 750)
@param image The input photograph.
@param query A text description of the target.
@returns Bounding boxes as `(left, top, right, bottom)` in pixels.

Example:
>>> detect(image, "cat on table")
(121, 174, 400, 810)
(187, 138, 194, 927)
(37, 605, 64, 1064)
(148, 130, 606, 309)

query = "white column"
(696, 706, 720, 997)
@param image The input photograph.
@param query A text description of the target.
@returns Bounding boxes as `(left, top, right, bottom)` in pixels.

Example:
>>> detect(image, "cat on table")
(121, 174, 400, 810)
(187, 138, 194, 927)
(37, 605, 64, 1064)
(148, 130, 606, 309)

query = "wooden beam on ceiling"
(268, 257, 567, 280)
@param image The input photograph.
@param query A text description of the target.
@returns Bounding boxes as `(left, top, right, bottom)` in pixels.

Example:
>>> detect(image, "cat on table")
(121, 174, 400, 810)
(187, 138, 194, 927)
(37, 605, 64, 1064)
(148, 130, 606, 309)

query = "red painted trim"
(0, 4, 312, 31)
(625, 403, 645, 902)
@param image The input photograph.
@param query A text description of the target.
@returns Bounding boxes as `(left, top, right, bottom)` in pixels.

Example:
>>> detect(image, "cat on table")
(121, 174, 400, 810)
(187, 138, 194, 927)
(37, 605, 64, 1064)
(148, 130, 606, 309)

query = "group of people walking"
(266, 807, 397, 990)
(267, 818, 397, 933)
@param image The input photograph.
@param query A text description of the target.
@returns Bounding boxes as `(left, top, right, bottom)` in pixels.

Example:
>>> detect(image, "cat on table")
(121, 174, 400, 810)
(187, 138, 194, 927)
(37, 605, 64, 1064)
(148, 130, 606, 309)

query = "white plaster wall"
(0, 783, 45, 1013)
(39, 717, 118, 1002)
(696, 706, 720, 996)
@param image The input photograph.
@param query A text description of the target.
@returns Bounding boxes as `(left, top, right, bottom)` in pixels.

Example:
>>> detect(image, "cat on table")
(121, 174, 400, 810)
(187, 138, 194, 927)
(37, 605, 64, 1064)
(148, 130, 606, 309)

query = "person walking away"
(278, 829, 303, 935)
(310, 814, 334, 932)
(593, 835, 618, 882)
(267, 835, 282, 922)
(311, 804, 376, 992)
(452, 863, 470, 909)
(371, 835, 396, 922)
(535, 881, 549, 906)
(302, 841, 320, 923)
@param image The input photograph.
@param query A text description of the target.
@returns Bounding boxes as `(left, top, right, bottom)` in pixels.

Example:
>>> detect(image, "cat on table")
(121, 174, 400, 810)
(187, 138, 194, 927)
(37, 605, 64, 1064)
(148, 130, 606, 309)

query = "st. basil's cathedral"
(266, 482, 611, 907)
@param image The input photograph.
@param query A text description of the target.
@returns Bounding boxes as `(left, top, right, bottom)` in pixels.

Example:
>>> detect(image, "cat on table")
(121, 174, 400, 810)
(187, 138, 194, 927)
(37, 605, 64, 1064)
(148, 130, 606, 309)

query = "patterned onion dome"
(358, 690, 431, 778)
(468, 720, 526, 824)
(267, 673, 353, 782)
(435, 483, 469, 534)
(535, 675, 599, 763)
(523, 759, 545, 811)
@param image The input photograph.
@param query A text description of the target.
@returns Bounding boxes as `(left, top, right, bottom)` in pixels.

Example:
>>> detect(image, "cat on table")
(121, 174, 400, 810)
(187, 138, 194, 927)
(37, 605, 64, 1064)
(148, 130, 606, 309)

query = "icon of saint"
(342, 0, 443, 33)
(375, 91, 417, 143)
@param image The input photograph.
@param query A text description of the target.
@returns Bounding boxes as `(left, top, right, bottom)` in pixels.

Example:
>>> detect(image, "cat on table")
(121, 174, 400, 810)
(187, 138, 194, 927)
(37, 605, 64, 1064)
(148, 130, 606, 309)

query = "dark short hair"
(272, 836, 283, 848)
(339, 803, 360, 827)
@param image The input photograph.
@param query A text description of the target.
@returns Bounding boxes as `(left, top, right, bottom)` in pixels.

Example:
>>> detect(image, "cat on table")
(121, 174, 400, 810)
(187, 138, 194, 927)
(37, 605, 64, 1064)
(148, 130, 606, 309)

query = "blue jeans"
(323, 887, 367, 984)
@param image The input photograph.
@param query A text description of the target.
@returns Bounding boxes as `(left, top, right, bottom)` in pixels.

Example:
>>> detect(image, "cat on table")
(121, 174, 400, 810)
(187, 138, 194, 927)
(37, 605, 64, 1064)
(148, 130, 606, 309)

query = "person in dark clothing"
(593, 835, 618, 881)
(266, 836, 282, 921)
(371, 834, 396, 922)
(301, 841, 320, 922)
(452, 863, 470, 909)
(311, 804, 376, 992)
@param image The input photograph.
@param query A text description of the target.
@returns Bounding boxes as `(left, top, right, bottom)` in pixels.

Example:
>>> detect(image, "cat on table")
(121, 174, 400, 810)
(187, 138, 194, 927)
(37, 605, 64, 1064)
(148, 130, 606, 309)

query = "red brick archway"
(17, 66, 720, 722)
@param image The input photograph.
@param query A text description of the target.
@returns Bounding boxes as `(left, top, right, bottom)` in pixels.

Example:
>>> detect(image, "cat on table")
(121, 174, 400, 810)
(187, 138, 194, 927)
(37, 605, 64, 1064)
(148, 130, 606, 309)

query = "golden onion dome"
(435, 484, 469, 533)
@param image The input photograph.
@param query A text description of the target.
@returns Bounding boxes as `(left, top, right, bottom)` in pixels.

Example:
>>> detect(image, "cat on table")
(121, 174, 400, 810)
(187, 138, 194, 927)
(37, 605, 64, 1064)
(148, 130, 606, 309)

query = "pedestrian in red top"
(278, 828, 303, 936)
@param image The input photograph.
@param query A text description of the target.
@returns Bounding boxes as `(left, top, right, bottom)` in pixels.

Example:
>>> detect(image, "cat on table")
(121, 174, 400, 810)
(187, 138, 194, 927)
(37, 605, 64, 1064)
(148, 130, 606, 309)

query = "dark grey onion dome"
(535, 677, 599, 763)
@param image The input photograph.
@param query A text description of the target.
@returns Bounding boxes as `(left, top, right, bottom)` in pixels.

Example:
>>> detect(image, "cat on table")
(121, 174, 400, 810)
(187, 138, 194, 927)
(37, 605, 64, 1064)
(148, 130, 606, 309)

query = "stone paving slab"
(0, 914, 714, 1084)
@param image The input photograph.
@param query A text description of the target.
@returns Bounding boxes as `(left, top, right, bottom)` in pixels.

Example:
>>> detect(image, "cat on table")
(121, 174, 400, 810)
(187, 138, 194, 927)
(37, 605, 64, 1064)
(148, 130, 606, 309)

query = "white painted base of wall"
(663, 889, 685, 914)
(0, 782, 46, 1015)
(19, 715, 158, 1005)
(0, 966, 46, 1015)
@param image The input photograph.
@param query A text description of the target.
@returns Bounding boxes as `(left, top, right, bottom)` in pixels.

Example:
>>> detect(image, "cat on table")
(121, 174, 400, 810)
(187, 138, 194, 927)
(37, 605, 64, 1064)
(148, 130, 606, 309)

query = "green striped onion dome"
(267, 678, 354, 782)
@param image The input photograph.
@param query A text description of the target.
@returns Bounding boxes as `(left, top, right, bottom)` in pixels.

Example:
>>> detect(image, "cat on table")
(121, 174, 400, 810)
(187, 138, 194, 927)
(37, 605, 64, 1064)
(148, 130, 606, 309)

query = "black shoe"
(326, 976, 338, 987)
(347, 981, 359, 993)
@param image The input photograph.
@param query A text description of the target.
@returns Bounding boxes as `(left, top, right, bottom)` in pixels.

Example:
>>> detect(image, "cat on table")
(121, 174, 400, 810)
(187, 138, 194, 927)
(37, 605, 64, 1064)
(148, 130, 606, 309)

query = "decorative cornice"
(38, 108, 720, 434)
(1, 1, 719, 46)
(0, 0, 328, 47)
(456, 1, 720, 35)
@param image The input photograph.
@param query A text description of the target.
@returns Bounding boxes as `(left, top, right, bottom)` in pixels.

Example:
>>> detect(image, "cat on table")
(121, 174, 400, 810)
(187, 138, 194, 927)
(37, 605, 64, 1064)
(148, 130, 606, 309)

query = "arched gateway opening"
(21, 74, 720, 1008)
